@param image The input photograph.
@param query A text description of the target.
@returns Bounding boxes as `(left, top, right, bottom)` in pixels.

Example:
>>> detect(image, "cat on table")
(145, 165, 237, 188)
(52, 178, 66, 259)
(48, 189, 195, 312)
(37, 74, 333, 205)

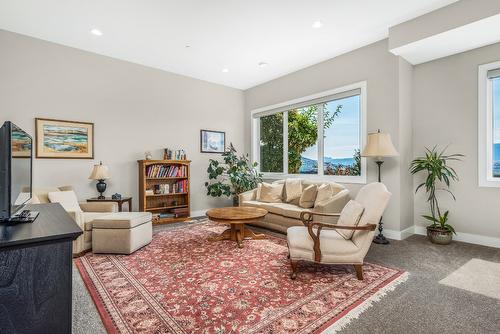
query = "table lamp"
(361, 129, 398, 244)
(89, 161, 110, 199)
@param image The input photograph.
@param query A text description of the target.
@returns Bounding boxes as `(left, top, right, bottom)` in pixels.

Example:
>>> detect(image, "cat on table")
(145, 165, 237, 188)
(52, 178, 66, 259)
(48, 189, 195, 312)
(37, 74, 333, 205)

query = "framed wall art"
(35, 118, 94, 159)
(200, 129, 225, 153)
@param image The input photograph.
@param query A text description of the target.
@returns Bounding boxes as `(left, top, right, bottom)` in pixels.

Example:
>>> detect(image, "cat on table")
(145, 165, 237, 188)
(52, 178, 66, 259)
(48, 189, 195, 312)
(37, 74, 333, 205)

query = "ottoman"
(92, 212, 153, 254)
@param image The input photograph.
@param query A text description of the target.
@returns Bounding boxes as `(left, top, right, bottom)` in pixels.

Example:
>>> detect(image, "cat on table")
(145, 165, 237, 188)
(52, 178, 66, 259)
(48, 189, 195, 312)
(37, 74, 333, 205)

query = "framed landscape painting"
(200, 129, 225, 153)
(35, 118, 94, 159)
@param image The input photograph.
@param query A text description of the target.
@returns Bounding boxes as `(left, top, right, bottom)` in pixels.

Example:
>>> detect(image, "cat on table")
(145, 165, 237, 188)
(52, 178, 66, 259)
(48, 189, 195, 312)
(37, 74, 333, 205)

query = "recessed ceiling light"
(185, 45, 191, 48)
(222, 68, 229, 73)
(312, 21, 323, 29)
(258, 62, 268, 68)
(90, 28, 103, 36)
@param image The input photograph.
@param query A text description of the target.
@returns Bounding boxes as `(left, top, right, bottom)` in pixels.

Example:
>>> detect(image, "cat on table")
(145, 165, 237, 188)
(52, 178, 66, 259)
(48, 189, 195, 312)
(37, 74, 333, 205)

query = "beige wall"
(413, 41, 500, 239)
(244, 39, 413, 234)
(0, 30, 245, 213)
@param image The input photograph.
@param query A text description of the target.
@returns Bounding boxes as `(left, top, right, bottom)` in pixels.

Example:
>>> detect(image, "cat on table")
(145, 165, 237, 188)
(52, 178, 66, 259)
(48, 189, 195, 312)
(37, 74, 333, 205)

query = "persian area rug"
(75, 221, 407, 334)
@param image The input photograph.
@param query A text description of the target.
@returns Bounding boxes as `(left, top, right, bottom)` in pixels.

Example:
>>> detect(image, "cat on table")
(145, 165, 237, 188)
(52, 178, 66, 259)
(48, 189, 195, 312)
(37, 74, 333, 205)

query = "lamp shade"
(89, 161, 110, 180)
(361, 131, 398, 158)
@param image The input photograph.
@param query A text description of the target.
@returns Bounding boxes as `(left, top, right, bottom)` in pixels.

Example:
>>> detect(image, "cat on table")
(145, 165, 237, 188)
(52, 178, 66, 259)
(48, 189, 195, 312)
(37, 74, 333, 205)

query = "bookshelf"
(138, 159, 191, 224)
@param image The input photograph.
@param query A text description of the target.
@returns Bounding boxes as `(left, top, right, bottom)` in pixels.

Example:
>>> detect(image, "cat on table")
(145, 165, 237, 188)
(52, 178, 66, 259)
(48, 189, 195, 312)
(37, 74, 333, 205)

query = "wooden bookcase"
(138, 159, 191, 224)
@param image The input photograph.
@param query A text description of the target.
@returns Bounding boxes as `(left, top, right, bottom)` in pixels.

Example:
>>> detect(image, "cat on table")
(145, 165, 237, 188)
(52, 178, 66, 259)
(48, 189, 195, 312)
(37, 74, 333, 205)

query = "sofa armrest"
(66, 211, 85, 230)
(238, 189, 257, 204)
(79, 202, 118, 213)
(313, 189, 350, 214)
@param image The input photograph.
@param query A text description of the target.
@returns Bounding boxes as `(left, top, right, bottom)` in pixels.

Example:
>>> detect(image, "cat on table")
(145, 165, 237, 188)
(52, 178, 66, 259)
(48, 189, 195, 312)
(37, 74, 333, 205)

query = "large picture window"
(479, 61, 500, 187)
(252, 82, 366, 183)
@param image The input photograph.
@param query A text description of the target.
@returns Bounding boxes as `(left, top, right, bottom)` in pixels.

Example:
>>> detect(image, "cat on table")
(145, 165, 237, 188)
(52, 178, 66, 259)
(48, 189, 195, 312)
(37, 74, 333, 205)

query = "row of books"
(174, 180, 188, 193)
(146, 165, 187, 178)
(164, 149, 187, 160)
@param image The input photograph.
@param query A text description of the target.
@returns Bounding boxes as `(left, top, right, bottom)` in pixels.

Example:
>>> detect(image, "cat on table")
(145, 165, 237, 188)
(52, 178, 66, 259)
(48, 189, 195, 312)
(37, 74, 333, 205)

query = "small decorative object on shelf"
(138, 159, 191, 224)
(164, 148, 187, 160)
(111, 193, 122, 200)
(145, 151, 153, 160)
(89, 161, 110, 199)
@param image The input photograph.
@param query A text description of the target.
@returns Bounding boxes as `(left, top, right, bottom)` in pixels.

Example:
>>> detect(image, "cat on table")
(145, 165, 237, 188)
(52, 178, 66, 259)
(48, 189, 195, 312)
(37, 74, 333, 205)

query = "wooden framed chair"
(286, 182, 392, 280)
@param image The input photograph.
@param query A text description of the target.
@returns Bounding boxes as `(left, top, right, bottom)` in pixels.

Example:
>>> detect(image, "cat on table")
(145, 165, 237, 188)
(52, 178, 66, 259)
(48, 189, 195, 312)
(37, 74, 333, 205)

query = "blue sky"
(301, 95, 360, 160)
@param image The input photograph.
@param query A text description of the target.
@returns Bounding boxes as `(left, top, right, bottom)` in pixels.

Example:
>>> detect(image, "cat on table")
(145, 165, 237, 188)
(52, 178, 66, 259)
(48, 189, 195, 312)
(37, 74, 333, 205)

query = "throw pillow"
(337, 200, 365, 240)
(314, 183, 334, 207)
(48, 190, 82, 213)
(258, 182, 283, 203)
(299, 184, 318, 208)
(285, 179, 302, 202)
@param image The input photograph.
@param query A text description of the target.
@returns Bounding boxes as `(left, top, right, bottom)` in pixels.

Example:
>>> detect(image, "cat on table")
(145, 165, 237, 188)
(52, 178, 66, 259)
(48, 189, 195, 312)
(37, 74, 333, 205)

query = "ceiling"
(0, 0, 458, 90)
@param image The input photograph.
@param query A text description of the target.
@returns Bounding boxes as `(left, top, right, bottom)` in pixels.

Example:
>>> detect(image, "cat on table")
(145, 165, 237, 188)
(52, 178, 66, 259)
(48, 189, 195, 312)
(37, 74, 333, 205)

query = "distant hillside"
(300, 156, 355, 173)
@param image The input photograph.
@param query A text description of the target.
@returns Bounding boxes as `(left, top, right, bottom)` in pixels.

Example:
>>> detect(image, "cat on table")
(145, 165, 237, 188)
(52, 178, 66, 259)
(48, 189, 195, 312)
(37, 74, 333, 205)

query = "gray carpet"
(72, 222, 500, 333)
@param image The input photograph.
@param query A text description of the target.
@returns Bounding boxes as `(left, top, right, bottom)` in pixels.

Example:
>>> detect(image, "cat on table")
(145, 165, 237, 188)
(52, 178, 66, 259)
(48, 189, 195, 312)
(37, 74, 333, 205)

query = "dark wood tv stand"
(0, 203, 82, 333)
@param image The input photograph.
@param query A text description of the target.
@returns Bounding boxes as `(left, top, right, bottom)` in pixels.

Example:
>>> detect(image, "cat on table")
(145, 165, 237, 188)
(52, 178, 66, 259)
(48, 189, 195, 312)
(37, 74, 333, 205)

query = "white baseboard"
(383, 226, 414, 241)
(191, 209, 209, 218)
(413, 226, 500, 249)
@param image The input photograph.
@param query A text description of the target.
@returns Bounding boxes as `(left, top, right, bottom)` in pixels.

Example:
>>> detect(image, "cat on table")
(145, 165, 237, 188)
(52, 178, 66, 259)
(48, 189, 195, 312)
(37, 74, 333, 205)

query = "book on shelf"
(146, 164, 187, 178)
(164, 148, 187, 160)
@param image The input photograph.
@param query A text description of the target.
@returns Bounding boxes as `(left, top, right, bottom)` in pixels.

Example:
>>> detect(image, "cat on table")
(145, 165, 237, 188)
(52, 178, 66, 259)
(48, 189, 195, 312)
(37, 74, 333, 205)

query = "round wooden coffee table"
(206, 207, 268, 248)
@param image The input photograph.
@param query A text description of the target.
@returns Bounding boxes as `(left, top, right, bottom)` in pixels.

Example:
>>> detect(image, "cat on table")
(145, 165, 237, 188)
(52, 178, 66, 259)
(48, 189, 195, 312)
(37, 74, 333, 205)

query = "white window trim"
(478, 61, 500, 187)
(250, 81, 367, 184)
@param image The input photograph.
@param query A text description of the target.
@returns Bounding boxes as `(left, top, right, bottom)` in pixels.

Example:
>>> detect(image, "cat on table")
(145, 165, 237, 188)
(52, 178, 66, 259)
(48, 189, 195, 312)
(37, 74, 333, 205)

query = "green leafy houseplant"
(205, 143, 263, 205)
(409, 146, 463, 244)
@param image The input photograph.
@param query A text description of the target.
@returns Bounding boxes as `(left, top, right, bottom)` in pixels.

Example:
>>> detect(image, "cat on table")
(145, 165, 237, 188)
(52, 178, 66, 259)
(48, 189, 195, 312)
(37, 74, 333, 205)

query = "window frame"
(251, 81, 367, 184)
(479, 61, 500, 187)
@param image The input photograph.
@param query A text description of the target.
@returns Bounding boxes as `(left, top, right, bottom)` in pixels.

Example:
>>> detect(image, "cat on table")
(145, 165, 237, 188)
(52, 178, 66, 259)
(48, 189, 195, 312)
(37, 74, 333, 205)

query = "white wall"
(0, 30, 245, 212)
(413, 41, 500, 241)
(244, 39, 413, 234)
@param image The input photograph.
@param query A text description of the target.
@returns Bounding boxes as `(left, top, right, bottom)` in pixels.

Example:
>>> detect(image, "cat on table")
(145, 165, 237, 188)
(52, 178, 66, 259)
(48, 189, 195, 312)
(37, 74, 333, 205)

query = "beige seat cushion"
(336, 200, 364, 240)
(92, 212, 152, 229)
(241, 200, 266, 208)
(287, 226, 359, 258)
(48, 190, 82, 213)
(258, 182, 283, 203)
(314, 184, 334, 207)
(299, 184, 318, 208)
(80, 212, 113, 231)
(285, 179, 302, 203)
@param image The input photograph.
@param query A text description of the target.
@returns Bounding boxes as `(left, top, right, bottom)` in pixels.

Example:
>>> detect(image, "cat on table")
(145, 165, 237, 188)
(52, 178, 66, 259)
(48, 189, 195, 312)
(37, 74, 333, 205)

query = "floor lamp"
(361, 130, 398, 244)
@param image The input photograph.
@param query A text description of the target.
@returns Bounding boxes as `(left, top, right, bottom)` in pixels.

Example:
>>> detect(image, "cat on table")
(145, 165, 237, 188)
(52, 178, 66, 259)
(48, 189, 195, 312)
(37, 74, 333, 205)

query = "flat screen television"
(0, 121, 38, 223)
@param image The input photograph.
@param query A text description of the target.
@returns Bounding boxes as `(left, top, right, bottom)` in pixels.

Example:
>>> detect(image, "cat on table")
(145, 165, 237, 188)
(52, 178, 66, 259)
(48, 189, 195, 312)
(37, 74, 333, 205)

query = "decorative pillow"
(314, 183, 334, 207)
(299, 184, 318, 208)
(285, 179, 302, 203)
(337, 200, 365, 240)
(258, 182, 283, 203)
(48, 190, 82, 213)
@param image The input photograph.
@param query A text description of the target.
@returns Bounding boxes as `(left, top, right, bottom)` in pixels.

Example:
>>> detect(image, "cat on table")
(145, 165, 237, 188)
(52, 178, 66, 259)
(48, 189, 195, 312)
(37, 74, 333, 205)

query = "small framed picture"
(35, 118, 94, 159)
(200, 130, 225, 153)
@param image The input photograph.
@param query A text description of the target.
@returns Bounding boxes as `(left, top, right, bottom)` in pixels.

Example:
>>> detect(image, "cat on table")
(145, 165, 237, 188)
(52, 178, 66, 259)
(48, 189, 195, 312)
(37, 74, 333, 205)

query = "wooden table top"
(206, 207, 267, 222)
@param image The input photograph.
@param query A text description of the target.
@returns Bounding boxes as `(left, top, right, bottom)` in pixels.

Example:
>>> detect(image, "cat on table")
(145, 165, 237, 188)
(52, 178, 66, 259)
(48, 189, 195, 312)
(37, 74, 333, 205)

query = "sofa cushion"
(314, 184, 334, 207)
(285, 179, 302, 202)
(258, 182, 283, 203)
(336, 200, 365, 240)
(280, 204, 310, 220)
(92, 212, 153, 229)
(299, 184, 318, 208)
(287, 226, 359, 256)
(48, 190, 82, 213)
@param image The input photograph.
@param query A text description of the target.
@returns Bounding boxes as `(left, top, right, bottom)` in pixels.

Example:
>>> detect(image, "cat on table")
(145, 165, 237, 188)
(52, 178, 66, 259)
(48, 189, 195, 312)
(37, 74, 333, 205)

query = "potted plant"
(409, 146, 463, 245)
(205, 143, 263, 206)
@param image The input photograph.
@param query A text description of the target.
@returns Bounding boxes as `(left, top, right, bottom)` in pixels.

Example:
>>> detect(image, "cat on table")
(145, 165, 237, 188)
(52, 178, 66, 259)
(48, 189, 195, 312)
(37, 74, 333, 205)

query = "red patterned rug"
(75, 221, 407, 334)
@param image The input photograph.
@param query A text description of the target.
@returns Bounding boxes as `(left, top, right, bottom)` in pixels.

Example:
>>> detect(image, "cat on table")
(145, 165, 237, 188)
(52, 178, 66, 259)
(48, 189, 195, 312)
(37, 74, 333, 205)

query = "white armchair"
(286, 182, 392, 280)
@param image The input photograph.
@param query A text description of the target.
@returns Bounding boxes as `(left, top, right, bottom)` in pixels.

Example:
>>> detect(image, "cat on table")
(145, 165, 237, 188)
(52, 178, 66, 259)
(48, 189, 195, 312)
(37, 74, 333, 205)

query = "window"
(252, 82, 366, 183)
(479, 61, 500, 187)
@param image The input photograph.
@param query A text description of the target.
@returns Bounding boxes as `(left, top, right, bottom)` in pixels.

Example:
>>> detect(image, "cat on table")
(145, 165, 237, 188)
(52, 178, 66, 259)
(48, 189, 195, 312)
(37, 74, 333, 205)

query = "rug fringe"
(323, 271, 410, 334)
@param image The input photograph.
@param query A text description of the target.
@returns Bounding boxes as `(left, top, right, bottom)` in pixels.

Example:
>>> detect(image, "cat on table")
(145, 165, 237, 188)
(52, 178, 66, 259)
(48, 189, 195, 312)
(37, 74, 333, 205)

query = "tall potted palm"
(410, 146, 463, 245)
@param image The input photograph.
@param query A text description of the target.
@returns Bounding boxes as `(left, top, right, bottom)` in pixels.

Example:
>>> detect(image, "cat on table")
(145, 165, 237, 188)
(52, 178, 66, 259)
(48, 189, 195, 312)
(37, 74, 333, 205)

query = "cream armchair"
(30, 186, 118, 256)
(286, 182, 392, 280)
